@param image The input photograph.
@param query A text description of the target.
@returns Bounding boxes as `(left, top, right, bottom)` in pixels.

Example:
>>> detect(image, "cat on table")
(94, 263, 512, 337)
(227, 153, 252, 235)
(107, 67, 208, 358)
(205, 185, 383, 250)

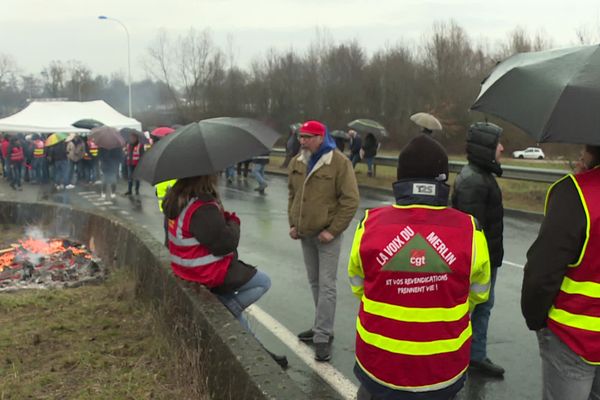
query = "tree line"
(0, 20, 596, 153)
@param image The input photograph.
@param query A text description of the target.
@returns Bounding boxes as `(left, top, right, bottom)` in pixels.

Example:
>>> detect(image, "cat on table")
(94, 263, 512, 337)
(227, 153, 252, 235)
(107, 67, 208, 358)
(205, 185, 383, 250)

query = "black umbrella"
(471, 44, 600, 145)
(134, 117, 281, 185)
(120, 128, 148, 145)
(348, 119, 388, 137)
(72, 119, 104, 130)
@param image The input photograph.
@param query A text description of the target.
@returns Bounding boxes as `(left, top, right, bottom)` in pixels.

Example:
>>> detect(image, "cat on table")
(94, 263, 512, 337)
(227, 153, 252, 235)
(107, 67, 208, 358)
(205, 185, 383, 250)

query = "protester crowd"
(2, 116, 599, 400)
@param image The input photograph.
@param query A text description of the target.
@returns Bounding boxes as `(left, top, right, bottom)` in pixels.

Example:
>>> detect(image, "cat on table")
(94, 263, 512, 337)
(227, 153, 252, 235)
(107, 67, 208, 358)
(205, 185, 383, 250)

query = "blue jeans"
(31, 158, 47, 183)
(537, 328, 600, 400)
(252, 163, 267, 188)
(225, 165, 235, 181)
(351, 153, 361, 168)
(9, 162, 22, 187)
(365, 157, 374, 174)
(217, 270, 271, 332)
(471, 266, 498, 361)
(54, 160, 69, 186)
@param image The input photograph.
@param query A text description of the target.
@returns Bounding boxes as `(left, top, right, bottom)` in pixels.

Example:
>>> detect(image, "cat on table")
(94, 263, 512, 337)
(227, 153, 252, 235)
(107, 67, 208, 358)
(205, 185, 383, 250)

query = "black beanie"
(397, 134, 449, 181)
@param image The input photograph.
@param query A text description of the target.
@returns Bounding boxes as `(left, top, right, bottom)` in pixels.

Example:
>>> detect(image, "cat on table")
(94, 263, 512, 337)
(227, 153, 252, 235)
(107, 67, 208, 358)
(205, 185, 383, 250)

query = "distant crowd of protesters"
(0, 132, 144, 199)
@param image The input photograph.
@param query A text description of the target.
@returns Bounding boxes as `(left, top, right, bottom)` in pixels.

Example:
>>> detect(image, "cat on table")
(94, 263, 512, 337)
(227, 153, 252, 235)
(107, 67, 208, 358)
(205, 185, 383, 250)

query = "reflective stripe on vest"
(169, 199, 226, 268)
(10, 147, 24, 162)
(547, 168, 600, 364)
(128, 143, 141, 165)
(33, 140, 45, 158)
(354, 205, 475, 390)
(88, 140, 98, 157)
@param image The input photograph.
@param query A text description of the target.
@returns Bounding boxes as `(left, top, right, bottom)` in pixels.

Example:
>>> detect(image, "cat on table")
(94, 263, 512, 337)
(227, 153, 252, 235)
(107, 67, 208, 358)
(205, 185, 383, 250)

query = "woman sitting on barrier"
(161, 174, 287, 367)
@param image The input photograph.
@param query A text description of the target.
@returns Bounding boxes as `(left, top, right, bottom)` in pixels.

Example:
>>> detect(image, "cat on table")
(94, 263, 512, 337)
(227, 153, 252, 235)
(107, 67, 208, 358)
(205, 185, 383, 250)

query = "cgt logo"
(410, 249, 426, 267)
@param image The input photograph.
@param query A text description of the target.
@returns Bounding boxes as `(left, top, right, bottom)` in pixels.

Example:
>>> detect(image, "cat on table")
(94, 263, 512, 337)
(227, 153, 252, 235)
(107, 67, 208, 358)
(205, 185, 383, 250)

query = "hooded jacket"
(452, 122, 504, 268)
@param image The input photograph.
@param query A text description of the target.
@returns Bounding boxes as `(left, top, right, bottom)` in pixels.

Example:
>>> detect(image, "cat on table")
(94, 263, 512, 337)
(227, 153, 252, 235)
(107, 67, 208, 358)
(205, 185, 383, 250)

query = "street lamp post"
(98, 15, 132, 117)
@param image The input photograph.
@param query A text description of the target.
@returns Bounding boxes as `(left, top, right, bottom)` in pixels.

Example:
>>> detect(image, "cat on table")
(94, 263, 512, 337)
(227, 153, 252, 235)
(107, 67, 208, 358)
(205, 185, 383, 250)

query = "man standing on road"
(452, 121, 505, 378)
(349, 134, 490, 400)
(522, 145, 600, 400)
(288, 120, 359, 362)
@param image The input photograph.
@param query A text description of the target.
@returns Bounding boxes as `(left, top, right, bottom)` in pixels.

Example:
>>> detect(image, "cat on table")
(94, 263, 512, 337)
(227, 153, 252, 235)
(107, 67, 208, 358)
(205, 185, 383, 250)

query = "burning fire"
(0, 237, 91, 272)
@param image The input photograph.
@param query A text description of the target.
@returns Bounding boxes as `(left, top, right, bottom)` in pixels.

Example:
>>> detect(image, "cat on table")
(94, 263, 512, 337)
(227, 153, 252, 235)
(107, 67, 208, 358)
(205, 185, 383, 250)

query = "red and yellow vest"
(10, 146, 24, 162)
(350, 205, 486, 391)
(547, 168, 600, 364)
(127, 143, 142, 166)
(168, 198, 233, 287)
(87, 139, 98, 159)
(33, 139, 45, 158)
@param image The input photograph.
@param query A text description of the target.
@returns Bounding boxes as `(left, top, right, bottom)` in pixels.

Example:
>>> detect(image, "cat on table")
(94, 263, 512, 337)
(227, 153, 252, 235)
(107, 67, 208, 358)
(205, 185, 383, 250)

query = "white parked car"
(513, 147, 545, 160)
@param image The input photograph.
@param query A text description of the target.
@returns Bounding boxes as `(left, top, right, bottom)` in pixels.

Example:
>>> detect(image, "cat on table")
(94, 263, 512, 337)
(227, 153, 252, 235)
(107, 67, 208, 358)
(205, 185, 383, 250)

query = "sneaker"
(315, 342, 331, 362)
(469, 358, 505, 378)
(65, 184, 75, 189)
(100, 193, 106, 200)
(94, 180, 102, 185)
(124, 191, 132, 196)
(110, 193, 116, 199)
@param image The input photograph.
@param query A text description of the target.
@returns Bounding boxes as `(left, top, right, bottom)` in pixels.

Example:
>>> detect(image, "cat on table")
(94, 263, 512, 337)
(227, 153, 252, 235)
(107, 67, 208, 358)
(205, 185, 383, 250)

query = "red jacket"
(1, 139, 9, 158)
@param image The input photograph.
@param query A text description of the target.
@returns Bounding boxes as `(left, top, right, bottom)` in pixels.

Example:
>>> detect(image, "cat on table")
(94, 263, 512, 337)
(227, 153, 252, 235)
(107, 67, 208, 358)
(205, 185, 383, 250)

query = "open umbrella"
(72, 119, 104, 130)
(471, 44, 600, 145)
(120, 128, 148, 144)
(89, 126, 126, 149)
(134, 118, 280, 185)
(410, 112, 443, 132)
(330, 130, 350, 140)
(348, 119, 388, 137)
(45, 132, 69, 147)
(151, 127, 175, 138)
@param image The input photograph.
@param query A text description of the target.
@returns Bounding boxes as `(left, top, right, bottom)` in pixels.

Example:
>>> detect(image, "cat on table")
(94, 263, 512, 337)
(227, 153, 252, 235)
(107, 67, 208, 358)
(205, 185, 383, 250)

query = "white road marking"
(247, 305, 358, 400)
(77, 191, 97, 195)
(503, 260, 524, 269)
(119, 210, 130, 215)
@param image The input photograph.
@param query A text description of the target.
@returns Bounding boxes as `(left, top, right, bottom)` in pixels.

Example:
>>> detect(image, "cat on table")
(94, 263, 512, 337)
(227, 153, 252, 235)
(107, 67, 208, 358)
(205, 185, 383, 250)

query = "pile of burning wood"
(0, 234, 104, 292)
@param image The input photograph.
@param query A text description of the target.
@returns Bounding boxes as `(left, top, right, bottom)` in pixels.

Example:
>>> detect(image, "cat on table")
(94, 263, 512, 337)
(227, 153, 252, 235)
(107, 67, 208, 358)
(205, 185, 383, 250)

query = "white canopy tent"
(0, 100, 142, 133)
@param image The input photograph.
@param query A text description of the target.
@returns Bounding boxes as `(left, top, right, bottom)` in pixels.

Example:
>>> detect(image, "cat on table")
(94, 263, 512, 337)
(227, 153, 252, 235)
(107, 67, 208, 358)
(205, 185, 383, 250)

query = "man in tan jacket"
(288, 120, 359, 362)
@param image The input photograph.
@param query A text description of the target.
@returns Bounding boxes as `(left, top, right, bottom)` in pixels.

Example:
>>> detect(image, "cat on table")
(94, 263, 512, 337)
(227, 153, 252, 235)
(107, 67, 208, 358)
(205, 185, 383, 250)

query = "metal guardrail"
(271, 148, 569, 183)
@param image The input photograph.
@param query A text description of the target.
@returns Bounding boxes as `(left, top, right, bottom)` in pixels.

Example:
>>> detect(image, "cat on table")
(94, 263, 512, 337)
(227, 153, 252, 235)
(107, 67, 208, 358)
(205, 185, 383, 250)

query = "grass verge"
(0, 269, 207, 400)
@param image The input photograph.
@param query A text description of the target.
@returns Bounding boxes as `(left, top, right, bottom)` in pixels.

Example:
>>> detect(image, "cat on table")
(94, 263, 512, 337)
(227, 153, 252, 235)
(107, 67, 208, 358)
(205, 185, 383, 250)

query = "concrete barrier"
(0, 200, 307, 400)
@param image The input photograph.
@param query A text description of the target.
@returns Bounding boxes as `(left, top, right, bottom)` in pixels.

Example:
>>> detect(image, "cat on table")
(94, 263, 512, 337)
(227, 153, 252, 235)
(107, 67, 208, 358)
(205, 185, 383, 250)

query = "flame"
(0, 237, 91, 272)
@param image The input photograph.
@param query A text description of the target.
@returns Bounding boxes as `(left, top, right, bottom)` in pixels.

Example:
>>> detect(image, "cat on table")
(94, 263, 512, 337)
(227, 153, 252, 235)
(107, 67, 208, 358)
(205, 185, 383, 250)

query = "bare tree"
(41, 61, 67, 98)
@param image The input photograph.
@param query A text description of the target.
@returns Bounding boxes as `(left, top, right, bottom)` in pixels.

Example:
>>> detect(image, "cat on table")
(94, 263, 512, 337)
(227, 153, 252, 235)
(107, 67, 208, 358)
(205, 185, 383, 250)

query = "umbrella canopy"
(45, 132, 69, 147)
(120, 128, 148, 144)
(89, 126, 126, 149)
(410, 112, 443, 131)
(151, 126, 175, 138)
(348, 119, 388, 137)
(330, 130, 350, 140)
(471, 44, 600, 145)
(72, 118, 104, 130)
(134, 118, 280, 185)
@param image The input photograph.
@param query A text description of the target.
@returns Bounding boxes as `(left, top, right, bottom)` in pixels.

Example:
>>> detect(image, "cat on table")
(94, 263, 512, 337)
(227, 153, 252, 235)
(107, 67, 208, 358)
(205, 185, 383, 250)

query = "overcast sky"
(1, 0, 599, 79)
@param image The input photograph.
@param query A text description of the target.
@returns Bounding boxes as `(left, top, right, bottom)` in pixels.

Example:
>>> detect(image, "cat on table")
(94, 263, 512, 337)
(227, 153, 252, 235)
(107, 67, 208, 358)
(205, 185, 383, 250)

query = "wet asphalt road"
(1, 173, 543, 400)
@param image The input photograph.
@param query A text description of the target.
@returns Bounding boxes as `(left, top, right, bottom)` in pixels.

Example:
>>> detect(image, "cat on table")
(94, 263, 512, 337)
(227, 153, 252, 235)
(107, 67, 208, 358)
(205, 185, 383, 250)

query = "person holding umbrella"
(288, 120, 359, 362)
(522, 144, 600, 399)
(162, 174, 287, 368)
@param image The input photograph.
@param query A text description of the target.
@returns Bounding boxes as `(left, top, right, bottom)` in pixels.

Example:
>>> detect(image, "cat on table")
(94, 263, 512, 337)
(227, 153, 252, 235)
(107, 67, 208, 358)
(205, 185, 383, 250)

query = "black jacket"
(452, 164, 504, 267)
(362, 133, 378, 158)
